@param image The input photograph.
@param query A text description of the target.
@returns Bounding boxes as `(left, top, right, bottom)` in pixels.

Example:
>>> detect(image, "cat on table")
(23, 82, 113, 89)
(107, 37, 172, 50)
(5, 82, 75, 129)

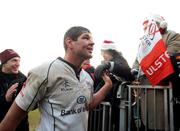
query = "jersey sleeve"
(15, 66, 48, 112)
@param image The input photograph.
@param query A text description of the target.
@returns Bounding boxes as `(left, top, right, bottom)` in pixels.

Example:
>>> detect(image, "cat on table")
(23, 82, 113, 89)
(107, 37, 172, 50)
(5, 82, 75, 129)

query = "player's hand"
(102, 72, 112, 89)
(94, 62, 111, 80)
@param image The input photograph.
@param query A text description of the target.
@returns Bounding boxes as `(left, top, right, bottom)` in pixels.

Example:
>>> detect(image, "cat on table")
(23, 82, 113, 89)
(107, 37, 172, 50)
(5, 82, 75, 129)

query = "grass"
(28, 109, 40, 131)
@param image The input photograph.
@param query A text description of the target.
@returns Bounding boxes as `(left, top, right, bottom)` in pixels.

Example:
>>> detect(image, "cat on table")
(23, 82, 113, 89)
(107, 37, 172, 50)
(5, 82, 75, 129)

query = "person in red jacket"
(81, 59, 95, 81)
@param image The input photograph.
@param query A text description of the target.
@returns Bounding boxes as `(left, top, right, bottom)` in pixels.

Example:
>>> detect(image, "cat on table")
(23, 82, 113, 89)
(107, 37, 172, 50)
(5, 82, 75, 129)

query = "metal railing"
(88, 84, 174, 131)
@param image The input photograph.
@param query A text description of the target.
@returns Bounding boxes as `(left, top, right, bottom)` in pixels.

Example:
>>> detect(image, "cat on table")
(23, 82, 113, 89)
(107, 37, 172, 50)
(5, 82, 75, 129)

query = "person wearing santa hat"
(94, 40, 135, 131)
(132, 14, 180, 131)
(95, 40, 134, 82)
(0, 49, 29, 131)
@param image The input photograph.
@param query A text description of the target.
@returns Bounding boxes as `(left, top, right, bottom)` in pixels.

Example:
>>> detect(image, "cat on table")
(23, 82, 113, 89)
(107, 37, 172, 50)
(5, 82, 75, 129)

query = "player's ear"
(65, 37, 73, 49)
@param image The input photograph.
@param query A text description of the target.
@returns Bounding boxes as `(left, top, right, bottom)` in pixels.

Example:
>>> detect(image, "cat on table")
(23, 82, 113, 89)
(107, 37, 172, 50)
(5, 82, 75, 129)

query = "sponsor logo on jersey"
(77, 96, 87, 104)
(60, 95, 88, 116)
(60, 106, 87, 116)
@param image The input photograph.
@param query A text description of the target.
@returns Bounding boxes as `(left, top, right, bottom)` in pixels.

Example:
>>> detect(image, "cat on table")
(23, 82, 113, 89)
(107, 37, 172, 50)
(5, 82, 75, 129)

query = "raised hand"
(5, 83, 19, 102)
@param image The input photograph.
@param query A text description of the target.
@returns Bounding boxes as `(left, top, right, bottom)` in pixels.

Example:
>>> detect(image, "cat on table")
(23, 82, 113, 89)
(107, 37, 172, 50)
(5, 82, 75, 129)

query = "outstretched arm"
(89, 73, 112, 109)
(0, 102, 27, 131)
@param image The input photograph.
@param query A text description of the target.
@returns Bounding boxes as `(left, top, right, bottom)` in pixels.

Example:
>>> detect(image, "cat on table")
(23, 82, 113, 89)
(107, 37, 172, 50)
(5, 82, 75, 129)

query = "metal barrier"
(88, 84, 174, 131)
(88, 102, 112, 131)
(127, 85, 174, 131)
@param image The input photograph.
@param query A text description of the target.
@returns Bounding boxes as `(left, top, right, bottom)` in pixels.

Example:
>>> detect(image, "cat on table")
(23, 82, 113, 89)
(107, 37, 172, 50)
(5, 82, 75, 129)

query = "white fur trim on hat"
(153, 14, 167, 29)
(101, 40, 116, 50)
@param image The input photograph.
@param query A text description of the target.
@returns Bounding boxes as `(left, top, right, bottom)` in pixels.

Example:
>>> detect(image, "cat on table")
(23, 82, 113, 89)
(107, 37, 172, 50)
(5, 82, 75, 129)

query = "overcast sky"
(0, 0, 180, 74)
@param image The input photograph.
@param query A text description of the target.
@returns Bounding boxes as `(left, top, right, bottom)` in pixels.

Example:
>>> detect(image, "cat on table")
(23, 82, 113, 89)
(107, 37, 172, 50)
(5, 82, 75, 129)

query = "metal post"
(169, 88, 174, 131)
(127, 86, 131, 131)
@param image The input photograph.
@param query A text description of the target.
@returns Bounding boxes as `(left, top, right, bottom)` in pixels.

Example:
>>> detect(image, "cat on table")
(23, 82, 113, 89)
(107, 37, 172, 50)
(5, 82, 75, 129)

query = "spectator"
(81, 59, 95, 80)
(0, 49, 29, 131)
(94, 40, 135, 131)
(132, 14, 180, 131)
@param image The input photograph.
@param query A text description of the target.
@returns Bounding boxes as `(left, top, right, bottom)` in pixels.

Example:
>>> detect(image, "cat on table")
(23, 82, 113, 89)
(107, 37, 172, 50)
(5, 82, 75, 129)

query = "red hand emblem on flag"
(138, 17, 174, 86)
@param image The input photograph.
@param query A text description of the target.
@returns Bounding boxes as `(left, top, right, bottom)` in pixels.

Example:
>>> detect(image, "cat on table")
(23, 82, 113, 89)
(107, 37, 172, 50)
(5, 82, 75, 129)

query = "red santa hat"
(0, 49, 20, 64)
(101, 40, 116, 50)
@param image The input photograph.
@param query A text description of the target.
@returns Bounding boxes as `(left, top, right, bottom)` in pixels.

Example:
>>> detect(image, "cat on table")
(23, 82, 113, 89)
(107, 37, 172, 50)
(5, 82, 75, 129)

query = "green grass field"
(28, 109, 40, 131)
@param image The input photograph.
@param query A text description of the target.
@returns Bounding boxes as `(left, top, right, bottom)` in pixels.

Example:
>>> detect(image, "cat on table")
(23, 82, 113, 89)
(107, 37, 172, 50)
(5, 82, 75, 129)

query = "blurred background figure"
(0, 49, 29, 131)
(94, 40, 135, 131)
(95, 40, 135, 83)
(81, 59, 95, 80)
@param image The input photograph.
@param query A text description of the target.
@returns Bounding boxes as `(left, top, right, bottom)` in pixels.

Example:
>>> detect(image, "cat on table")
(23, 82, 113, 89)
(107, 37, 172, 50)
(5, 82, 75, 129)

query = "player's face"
(73, 32, 94, 60)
